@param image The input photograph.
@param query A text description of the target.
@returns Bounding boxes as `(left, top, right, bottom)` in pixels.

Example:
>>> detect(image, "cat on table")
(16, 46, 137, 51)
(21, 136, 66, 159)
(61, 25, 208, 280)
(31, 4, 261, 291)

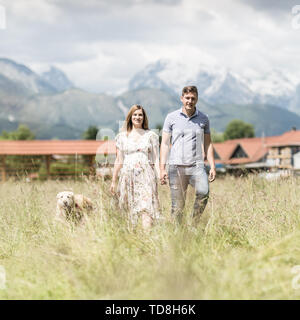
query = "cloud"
(1, 0, 300, 94)
(239, 0, 299, 15)
(49, 0, 182, 8)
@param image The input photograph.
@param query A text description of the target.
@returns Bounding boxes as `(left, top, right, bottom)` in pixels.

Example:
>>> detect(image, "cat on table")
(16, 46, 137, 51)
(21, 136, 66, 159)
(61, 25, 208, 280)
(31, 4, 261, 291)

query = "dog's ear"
(56, 192, 62, 199)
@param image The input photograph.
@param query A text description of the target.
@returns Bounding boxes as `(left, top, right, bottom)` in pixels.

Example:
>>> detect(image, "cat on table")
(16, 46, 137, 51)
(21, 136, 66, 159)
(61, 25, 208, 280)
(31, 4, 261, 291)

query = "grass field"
(0, 175, 300, 299)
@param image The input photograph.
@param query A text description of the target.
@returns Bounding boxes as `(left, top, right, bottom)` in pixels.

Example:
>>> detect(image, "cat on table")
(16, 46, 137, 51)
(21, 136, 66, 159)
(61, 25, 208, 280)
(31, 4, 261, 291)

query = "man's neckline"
(180, 107, 198, 118)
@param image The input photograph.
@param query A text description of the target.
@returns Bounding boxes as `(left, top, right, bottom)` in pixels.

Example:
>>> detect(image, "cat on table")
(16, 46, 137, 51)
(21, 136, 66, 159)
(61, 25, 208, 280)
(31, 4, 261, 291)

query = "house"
(2, 129, 300, 181)
(213, 136, 274, 170)
(212, 129, 300, 171)
(266, 129, 300, 169)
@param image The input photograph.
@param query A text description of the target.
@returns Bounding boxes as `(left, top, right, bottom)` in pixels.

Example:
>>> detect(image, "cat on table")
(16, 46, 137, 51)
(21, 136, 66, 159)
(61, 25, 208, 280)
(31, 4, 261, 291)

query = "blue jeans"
(168, 164, 209, 224)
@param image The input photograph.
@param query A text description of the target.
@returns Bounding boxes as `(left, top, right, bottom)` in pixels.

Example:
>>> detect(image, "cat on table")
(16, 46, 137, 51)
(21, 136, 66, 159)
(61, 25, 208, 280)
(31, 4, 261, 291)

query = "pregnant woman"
(110, 104, 160, 230)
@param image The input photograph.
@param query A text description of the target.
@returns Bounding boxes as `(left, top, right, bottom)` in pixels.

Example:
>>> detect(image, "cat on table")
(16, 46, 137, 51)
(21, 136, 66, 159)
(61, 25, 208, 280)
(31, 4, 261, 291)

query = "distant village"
(1, 129, 300, 182)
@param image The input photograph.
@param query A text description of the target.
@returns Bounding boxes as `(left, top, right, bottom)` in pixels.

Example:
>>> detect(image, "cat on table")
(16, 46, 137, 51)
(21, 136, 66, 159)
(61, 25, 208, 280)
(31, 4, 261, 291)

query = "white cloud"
(1, 0, 300, 93)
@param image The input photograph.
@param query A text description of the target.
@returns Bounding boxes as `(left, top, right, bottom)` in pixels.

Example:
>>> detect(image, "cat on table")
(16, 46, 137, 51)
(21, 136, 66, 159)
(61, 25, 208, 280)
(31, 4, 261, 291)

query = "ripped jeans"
(168, 164, 209, 224)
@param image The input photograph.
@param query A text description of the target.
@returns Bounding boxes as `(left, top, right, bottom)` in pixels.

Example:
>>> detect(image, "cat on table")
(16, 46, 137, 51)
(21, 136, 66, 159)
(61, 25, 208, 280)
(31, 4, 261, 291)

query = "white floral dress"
(115, 130, 160, 224)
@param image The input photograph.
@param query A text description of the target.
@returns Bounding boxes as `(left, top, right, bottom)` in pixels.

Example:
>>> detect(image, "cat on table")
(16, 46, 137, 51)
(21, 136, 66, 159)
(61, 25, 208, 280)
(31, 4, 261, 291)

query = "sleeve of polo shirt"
(204, 116, 210, 134)
(162, 114, 172, 133)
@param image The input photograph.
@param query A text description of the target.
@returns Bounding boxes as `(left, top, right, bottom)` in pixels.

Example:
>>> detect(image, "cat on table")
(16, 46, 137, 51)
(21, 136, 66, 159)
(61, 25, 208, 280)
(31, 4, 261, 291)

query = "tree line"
(0, 121, 255, 178)
(0, 120, 255, 142)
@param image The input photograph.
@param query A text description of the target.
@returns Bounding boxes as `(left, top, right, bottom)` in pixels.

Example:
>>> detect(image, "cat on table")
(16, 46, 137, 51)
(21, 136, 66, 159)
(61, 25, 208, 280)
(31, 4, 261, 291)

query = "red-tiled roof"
(267, 130, 300, 146)
(213, 130, 300, 165)
(1, 130, 300, 164)
(213, 137, 272, 165)
(213, 142, 237, 161)
(0, 140, 116, 155)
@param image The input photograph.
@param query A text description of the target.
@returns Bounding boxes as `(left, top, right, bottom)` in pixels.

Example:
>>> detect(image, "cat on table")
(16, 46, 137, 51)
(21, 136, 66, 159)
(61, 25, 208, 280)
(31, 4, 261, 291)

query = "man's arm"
(204, 133, 216, 182)
(159, 131, 171, 185)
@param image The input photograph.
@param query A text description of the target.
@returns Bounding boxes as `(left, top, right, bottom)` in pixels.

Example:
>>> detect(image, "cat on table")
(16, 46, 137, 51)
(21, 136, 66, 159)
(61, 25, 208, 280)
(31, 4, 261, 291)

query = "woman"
(110, 104, 160, 229)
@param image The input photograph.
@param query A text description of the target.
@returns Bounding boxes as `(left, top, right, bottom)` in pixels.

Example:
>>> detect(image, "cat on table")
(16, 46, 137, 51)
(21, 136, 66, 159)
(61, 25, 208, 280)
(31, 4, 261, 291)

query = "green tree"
(0, 125, 39, 175)
(223, 120, 255, 140)
(82, 125, 99, 140)
(211, 128, 225, 143)
(155, 123, 163, 145)
(82, 126, 99, 167)
(0, 124, 35, 140)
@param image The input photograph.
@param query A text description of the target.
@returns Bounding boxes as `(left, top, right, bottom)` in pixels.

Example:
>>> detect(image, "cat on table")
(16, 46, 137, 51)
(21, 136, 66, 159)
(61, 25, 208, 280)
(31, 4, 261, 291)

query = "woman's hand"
(110, 181, 116, 195)
(160, 169, 168, 185)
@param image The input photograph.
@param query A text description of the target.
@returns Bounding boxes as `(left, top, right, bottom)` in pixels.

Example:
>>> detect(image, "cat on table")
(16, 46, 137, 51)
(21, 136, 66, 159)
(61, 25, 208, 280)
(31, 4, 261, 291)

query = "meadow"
(0, 174, 300, 299)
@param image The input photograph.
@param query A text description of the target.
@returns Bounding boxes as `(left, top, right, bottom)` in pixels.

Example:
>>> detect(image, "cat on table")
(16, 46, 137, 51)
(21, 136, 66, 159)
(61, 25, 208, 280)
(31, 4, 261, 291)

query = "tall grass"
(0, 175, 300, 299)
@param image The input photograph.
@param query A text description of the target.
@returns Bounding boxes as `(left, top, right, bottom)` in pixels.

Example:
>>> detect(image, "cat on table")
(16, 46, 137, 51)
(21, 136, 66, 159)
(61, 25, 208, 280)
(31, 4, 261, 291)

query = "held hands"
(208, 167, 216, 182)
(110, 181, 116, 195)
(160, 167, 215, 184)
(160, 169, 168, 185)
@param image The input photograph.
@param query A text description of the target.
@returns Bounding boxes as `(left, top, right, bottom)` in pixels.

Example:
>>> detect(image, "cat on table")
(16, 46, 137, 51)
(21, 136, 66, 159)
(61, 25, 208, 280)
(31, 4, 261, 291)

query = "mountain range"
(129, 59, 299, 112)
(0, 57, 300, 139)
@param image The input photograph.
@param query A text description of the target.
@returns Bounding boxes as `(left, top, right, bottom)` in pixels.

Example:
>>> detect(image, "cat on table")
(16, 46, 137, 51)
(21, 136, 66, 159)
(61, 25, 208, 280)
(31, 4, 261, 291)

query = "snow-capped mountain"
(41, 66, 74, 92)
(247, 69, 296, 97)
(128, 60, 175, 96)
(0, 58, 57, 94)
(128, 59, 299, 111)
(200, 70, 255, 105)
(1, 57, 300, 139)
(247, 69, 296, 108)
(289, 83, 300, 114)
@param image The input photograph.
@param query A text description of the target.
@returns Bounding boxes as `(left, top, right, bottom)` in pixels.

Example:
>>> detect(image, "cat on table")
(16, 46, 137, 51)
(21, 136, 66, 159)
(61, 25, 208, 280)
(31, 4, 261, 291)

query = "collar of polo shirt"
(180, 107, 198, 119)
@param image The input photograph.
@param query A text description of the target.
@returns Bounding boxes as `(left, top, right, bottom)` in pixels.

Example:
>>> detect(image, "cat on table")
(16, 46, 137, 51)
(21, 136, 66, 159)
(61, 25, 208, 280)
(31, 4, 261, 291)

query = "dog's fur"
(56, 191, 93, 224)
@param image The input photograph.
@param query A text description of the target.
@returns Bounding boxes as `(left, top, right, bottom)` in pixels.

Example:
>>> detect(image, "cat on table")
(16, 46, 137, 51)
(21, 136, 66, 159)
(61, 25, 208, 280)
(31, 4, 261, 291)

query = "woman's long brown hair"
(124, 104, 149, 133)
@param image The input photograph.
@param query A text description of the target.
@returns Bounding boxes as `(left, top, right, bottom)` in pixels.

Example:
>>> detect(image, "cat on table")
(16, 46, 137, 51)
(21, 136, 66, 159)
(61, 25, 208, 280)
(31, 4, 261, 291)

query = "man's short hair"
(182, 86, 198, 97)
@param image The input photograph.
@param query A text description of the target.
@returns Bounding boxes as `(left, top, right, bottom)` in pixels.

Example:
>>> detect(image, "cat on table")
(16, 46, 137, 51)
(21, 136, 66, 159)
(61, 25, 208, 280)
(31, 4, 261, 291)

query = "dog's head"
(56, 191, 74, 210)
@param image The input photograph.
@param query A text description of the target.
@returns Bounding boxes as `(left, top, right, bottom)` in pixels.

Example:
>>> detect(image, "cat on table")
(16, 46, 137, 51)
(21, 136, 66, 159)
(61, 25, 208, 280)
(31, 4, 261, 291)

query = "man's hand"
(208, 167, 216, 182)
(160, 169, 168, 185)
(110, 181, 116, 195)
(204, 133, 216, 183)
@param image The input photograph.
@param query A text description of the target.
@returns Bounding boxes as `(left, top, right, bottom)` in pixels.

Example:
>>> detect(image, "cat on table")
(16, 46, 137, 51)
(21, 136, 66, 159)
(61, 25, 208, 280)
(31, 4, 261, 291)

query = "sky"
(0, 0, 300, 94)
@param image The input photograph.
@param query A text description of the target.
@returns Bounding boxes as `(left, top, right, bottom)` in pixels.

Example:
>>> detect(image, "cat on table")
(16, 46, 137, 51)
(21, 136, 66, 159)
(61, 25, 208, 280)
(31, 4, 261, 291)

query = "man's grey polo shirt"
(162, 108, 210, 166)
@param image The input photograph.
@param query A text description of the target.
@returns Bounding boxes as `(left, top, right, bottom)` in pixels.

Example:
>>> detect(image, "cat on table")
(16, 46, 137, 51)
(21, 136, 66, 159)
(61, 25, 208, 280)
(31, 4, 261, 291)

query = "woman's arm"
(110, 147, 123, 195)
(150, 132, 160, 180)
(159, 131, 171, 185)
(153, 138, 160, 180)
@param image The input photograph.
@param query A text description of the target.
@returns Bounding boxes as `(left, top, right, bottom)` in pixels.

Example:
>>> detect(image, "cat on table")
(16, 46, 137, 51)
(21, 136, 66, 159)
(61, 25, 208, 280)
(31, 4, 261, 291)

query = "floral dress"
(115, 130, 160, 225)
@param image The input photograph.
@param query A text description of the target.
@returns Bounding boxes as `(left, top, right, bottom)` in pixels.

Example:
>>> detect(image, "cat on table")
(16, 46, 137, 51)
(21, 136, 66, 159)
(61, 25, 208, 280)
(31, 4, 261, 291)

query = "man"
(160, 85, 216, 225)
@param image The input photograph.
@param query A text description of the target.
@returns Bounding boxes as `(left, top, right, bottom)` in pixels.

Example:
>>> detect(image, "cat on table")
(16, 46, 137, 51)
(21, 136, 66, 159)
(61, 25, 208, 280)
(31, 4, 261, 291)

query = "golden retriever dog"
(56, 191, 93, 224)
